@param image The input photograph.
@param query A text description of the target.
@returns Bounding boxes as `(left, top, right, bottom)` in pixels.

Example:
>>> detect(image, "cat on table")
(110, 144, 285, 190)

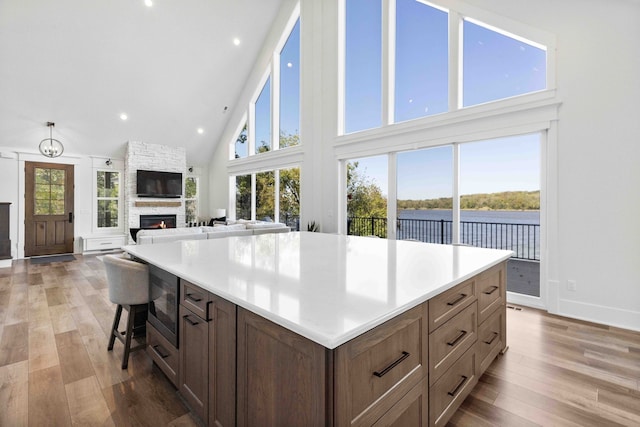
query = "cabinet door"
(179, 305, 208, 422)
(209, 295, 236, 427)
(237, 308, 328, 427)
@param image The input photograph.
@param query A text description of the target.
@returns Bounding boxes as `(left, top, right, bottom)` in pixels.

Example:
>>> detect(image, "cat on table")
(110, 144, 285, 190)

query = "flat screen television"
(136, 169, 182, 198)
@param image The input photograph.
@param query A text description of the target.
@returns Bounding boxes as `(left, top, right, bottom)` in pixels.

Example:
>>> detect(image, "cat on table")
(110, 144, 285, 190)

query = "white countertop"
(123, 232, 512, 349)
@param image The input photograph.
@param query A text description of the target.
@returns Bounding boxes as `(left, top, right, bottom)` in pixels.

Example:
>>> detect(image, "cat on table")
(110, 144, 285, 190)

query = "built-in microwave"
(148, 265, 179, 348)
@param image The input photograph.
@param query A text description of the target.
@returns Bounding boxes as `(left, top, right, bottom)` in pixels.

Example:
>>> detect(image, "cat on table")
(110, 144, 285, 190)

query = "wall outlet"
(567, 280, 577, 291)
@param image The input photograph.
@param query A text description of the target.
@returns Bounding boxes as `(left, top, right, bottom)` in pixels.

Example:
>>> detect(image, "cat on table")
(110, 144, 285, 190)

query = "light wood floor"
(0, 254, 639, 426)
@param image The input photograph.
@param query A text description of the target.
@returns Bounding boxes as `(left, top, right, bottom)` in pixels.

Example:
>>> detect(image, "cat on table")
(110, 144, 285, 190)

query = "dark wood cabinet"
(208, 295, 236, 427)
(179, 303, 210, 422)
(0, 202, 10, 260)
(237, 308, 328, 427)
(159, 261, 507, 427)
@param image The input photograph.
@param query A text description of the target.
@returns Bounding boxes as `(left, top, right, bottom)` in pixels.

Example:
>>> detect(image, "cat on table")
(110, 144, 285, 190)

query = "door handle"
(68, 212, 73, 223)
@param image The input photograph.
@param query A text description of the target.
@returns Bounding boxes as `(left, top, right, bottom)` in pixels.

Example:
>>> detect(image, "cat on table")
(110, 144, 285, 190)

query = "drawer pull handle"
(447, 293, 467, 306)
(184, 315, 199, 326)
(447, 330, 467, 346)
(484, 332, 499, 345)
(373, 351, 410, 378)
(483, 286, 499, 295)
(152, 344, 170, 359)
(447, 375, 468, 397)
(186, 293, 202, 302)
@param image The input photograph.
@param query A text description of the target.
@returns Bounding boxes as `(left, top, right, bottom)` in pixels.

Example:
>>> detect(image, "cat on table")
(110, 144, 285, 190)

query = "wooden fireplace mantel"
(134, 201, 181, 208)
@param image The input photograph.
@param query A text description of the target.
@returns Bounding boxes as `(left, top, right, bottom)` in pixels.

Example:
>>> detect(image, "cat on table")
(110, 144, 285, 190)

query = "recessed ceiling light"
(197, 128, 204, 134)
(287, 62, 293, 68)
(120, 113, 128, 121)
(233, 38, 241, 46)
(144, 0, 153, 7)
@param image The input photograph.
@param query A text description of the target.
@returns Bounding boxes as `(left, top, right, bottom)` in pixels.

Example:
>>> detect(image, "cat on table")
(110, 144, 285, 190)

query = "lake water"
(399, 209, 540, 224)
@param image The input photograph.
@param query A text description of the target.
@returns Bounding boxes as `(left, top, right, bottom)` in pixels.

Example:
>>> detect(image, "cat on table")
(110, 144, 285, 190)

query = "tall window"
(279, 167, 300, 228)
(280, 18, 301, 148)
(256, 171, 275, 221)
(236, 175, 252, 220)
(185, 176, 198, 224)
(235, 123, 248, 159)
(462, 20, 546, 107)
(96, 170, 119, 228)
(346, 156, 388, 237)
(395, 0, 448, 123)
(397, 146, 453, 242)
(345, 0, 382, 133)
(255, 78, 272, 153)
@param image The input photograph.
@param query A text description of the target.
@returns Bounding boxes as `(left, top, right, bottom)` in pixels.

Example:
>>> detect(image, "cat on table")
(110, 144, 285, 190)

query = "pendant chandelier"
(39, 122, 64, 158)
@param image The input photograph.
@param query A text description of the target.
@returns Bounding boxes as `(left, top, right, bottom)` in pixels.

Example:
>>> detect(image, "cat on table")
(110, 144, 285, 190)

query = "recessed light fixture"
(197, 128, 204, 134)
(120, 113, 128, 121)
(144, 0, 153, 7)
(287, 62, 293, 68)
(233, 38, 241, 46)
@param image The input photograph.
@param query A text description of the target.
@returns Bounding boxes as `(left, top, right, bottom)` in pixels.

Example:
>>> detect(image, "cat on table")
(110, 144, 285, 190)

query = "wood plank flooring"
(0, 254, 197, 427)
(0, 254, 639, 426)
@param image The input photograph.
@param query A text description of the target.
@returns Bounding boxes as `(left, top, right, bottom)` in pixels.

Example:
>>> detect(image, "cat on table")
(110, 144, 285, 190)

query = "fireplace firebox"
(130, 214, 177, 242)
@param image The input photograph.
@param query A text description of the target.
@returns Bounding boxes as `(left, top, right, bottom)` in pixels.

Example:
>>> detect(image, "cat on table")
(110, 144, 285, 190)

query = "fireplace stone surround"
(125, 141, 186, 244)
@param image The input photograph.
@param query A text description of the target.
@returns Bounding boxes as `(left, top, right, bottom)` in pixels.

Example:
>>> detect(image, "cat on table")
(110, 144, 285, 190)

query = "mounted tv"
(136, 169, 182, 198)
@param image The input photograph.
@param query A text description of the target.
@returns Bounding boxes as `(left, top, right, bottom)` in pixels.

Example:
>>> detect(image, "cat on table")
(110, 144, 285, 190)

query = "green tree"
(346, 161, 387, 218)
(235, 174, 252, 219)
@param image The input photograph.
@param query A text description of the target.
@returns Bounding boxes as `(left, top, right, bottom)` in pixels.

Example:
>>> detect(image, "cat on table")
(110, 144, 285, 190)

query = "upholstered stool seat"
(102, 254, 150, 369)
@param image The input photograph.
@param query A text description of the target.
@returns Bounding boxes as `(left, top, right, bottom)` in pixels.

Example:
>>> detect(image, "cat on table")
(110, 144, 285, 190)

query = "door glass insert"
(34, 167, 65, 215)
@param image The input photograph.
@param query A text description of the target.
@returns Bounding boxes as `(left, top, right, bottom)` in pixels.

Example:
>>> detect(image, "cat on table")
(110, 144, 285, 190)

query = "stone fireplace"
(125, 141, 186, 243)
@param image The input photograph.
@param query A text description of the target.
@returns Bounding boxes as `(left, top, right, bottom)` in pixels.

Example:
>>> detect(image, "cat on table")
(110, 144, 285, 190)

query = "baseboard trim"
(558, 299, 640, 333)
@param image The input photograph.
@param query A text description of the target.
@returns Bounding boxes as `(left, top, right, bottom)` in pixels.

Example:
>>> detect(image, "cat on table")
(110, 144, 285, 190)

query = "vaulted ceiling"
(0, 0, 284, 165)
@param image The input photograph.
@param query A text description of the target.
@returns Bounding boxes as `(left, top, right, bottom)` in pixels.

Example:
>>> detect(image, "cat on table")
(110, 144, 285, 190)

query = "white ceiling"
(0, 0, 284, 165)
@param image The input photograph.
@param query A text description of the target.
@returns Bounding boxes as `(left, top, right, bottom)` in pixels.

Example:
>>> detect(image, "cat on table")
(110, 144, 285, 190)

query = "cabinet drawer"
(372, 376, 428, 427)
(180, 279, 210, 319)
(335, 303, 428, 427)
(429, 302, 477, 385)
(429, 278, 476, 332)
(84, 235, 125, 251)
(429, 347, 478, 427)
(477, 262, 506, 324)
(477, 306, 505, 374)
(146, 321, 179, 387)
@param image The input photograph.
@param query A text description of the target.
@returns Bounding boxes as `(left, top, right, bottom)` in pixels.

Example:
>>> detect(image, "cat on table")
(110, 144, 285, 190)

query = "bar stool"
(103, 254, 150, 369)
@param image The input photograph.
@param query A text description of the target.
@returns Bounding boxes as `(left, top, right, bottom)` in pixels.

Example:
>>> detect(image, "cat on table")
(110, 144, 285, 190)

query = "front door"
(25, 162, 74, 256)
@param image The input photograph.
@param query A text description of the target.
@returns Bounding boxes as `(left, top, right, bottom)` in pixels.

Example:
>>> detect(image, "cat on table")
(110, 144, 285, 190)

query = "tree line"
(398, 190, 540, 211)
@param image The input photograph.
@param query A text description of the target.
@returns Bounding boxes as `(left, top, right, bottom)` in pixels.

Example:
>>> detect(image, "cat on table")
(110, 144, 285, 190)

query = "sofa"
(135, 221, 290, 245)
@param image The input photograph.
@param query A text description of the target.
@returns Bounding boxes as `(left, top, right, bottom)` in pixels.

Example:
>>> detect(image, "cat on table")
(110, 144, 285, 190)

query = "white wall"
(208, 0, 640, 331)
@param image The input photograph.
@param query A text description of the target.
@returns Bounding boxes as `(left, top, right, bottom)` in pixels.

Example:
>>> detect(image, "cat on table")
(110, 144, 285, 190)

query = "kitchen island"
(123, 232, 512, 426)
